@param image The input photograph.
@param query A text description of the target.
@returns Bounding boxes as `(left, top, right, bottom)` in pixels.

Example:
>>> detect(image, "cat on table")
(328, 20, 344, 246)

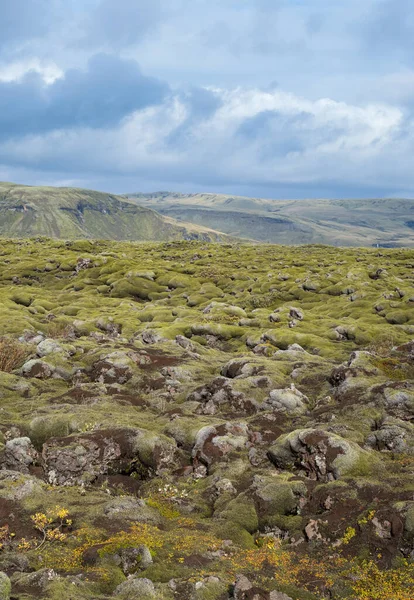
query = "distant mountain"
(0, 183, 233, 242)
(126, 192, 414, 247)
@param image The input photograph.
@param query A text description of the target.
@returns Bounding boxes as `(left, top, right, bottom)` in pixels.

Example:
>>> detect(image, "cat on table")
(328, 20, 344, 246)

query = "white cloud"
(0, 86, 408, 194)
(0, 59, 63, 84)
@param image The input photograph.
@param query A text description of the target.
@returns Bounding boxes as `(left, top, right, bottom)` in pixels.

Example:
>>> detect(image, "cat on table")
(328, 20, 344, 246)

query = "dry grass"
(367, 332, 400, 357)
(46, 321, 73, 340)
(0, 337, 31, 372)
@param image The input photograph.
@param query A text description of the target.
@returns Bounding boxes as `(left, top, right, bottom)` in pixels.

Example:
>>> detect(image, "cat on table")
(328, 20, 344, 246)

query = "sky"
(0, 0, 414, 198)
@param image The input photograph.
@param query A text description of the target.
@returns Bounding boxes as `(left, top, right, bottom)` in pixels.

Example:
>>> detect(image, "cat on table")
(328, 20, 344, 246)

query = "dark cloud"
(0, 54, 169, 137)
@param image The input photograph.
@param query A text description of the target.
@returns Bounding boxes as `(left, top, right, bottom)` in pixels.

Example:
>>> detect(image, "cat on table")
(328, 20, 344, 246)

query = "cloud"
(165, 87, 223, 147)
(363, 0, 414, 61)
(84, 0, 164, 49)
(0, 1, 53, 51)
(0, 54, 169, 137)
(0, 0, 414, 197)
(0, 59, 63, 84)
(0, 86, 407, 197)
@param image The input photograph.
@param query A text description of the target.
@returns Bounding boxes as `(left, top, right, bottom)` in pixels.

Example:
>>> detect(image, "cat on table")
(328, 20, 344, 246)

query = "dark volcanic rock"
(42, 428, 179, 485)
(188, 377, 258, 415)
(268, 428, 374, 482)
(1, 437, 39, 473)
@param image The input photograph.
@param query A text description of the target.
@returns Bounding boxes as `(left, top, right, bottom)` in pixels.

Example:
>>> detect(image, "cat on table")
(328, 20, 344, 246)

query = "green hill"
(127, 191, 414, 247)
(0, 183, 232, 242)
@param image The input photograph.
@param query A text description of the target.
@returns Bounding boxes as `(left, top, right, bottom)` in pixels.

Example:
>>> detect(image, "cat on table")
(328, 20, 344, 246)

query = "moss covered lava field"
(0, 238, 414, 599)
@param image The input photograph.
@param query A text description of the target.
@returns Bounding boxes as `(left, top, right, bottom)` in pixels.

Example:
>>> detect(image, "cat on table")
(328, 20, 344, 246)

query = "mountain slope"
(127, 192, 414, 247)
(0, 183, 233, 242)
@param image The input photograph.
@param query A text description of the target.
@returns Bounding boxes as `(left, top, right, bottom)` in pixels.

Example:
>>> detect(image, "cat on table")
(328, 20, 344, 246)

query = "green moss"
(341, 450, 384, 478)
(143, 563, 188, 583)
(0, 572, 11, 600)
(194, 581, 228, 600)
(217, 495, 258, 534)
(110, 277, 166, 300)
(385, 311, 410, 325)
(29, 415, 77, 449)
(265, 514, 303, 533)
(213, 521, 256, 549)
(255, 479, 306, 526)
(0, 239, 414, 599)
(10, 292, 33, 307)
(404, 504, 414, 539)
(191, 323, 245, 340)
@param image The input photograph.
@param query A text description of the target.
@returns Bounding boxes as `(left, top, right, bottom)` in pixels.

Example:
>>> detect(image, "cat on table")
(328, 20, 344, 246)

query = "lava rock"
(1, 437, 39, 473)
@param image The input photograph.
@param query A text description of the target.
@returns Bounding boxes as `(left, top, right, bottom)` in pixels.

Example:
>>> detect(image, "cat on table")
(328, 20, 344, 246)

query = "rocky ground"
(0, 238, 413, 600)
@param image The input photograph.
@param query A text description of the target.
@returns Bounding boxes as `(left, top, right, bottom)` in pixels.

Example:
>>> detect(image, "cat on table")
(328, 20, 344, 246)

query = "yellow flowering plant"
(31, 505, 72, 551)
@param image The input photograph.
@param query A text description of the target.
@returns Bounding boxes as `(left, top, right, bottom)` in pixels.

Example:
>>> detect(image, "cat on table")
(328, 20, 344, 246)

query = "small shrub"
(0, 337, 30, 372)
(367, 332, 400, 357)
(31, 506, 72, 550)
(45, 320, 73, 339)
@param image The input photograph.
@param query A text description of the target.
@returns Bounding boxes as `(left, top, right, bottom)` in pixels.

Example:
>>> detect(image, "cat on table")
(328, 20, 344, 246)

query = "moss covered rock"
(0, 572, 11, 600)
(268, 429, 381, 481)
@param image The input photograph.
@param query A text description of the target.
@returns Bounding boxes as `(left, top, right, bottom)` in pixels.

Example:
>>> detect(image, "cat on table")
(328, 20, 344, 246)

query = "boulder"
(42, 428, 179, 485)
(192, 423, 249, 471)
(269, 313, 281, 323)
(221, 359, 262, 379)
(188, 377, 258, 415)
(14, 568, 59, 591)
(288, 343, 306, 352)
(175, 335, 194, 350)
(113, 545, 153, 575)
(252, 344, 274, 357)
(21, 359, 55, 379)
(141, 330, 165, 345)
(114, 577, 156, 599)
(0, 470, 44, 500)
(36, 339, 63, 357)
(216, 493, 258, 534)
(365, 421, 410, 453)
(1, 437, 39, 473)
(268, 429, 376, 481)
(96, 317, 122, 336)
(395, 341, 414, 359)
(329, 351, 380, 387)
(404, 503, 414, 541)
(0, 553, 30, 574)
(75, 257, 93, 271)
(251, 475, 307, 524)
(289, 307, 304, 321)
(381, 385, 414, 414)
(18, 331, 45, 345)
(302, 281, 318, 292)
(264, 385, 309, 415)
(213, 477, 237, 498)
